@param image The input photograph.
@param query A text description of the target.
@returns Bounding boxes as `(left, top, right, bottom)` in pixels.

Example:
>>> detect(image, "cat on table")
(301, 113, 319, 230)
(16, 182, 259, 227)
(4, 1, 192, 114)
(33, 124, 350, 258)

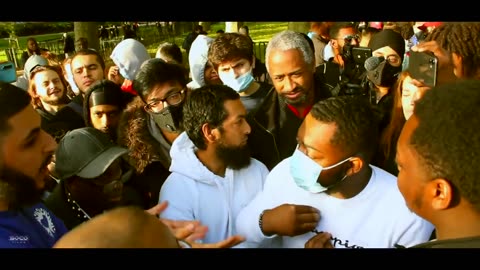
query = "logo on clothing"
(33, 208, 56, 238)
(9, 235, 29, 243)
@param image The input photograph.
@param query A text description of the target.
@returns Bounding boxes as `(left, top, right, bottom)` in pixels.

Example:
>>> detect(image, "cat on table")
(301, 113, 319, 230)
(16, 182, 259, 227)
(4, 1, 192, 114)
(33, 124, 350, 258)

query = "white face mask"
(290, 147, 351, 193)
(219, 69, 254, 93)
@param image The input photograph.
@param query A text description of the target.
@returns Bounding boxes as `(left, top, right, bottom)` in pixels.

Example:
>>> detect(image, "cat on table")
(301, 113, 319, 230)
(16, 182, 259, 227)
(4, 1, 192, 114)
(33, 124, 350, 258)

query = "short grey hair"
(265, 30, 314, 74)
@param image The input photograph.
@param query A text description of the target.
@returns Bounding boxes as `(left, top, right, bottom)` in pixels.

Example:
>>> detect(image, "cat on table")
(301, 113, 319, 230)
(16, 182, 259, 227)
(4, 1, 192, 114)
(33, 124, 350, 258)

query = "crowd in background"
(1, 21, 480, 249)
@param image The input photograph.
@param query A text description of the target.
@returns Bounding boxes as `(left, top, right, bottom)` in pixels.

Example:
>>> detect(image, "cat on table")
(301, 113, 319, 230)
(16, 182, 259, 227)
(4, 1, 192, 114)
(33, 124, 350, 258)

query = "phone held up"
(407, 51, 438, 88)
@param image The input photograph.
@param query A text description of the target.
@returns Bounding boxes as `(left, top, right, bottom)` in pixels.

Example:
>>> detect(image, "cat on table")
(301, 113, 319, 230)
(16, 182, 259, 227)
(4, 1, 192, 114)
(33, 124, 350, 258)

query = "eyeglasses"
(144, 89, 186, 112)
(374, 54, 402, 66)
(338, 34, 360, 44)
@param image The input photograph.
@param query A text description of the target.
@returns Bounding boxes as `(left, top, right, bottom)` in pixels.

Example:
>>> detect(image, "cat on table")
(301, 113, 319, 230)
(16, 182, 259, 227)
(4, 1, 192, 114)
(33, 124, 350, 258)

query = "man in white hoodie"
(158, 84, 269, 247)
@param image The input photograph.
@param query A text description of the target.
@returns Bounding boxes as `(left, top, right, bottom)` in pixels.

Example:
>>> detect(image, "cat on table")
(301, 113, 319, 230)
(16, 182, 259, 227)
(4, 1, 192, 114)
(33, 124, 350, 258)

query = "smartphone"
(408, 51, 438, 88)
(352, 47, 372, 65)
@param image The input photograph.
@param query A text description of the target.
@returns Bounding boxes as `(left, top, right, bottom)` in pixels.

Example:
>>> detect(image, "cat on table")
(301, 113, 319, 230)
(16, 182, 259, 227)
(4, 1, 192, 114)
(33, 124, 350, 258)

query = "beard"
(43, 90, 71, 106)
(280, 87, 309, 106)
(0, 165, 44, 210)
(215, 140, 251, 170)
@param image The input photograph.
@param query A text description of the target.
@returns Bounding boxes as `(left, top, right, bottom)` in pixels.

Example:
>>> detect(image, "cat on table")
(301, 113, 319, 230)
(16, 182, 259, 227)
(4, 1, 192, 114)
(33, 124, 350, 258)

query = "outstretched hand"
(146, 201, 208, 242)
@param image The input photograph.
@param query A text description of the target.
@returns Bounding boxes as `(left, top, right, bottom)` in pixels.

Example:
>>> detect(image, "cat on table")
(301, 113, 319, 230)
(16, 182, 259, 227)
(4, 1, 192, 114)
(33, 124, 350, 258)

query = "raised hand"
(261, 204, 320, 237)
(107, 65, 124, 85)
(411, 41, 457, 86)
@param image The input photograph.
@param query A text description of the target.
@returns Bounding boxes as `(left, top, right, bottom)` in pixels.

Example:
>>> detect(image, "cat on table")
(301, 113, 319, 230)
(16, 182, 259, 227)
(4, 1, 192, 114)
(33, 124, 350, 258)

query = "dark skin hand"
(411, 40, 457, 86)
(305, 231, 334, 248)
(261, 204, 320, 237)
(148, 201, 245, 248)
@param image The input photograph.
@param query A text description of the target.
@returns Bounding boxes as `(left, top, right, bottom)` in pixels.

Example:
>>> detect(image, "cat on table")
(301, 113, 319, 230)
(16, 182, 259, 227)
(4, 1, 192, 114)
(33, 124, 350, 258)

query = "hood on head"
(24, 55, 49, 79)
(188, 35, 214, 89)
(110, 39, 151, 81)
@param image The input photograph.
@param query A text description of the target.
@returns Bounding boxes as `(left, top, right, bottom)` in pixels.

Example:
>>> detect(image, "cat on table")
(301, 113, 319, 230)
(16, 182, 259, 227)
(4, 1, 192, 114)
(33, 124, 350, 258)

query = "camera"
(408, 51, 438, 88)
(331, 46, 372, 97)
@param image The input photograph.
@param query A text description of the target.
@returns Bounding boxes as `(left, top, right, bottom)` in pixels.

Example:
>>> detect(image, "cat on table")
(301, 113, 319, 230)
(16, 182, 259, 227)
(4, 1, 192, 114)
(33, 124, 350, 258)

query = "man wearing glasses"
(117, 59, 189, 209)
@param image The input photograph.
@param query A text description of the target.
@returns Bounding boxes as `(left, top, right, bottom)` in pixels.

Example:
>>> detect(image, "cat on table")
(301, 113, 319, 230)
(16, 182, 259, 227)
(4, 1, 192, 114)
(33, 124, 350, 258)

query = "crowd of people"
(1, 21, 480, 249)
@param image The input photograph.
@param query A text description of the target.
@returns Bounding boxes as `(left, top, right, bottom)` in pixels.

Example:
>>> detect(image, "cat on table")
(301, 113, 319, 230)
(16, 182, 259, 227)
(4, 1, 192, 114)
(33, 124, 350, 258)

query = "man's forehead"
(34, 70, 59, 80)
(5, 106, 40, 140)
(72, 55, 99, 68)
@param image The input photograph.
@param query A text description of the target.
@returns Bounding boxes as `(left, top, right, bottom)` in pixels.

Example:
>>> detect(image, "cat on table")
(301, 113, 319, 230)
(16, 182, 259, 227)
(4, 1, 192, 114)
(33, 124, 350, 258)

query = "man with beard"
(247, 30, 331, 170)
(158, 84, 269, 247)
(117, 59, 189, 209)
(0, 82, 68, 248)
(28, 65, 85, 143)
(83, 79, 126, 142)
(236, 96, 433, 248)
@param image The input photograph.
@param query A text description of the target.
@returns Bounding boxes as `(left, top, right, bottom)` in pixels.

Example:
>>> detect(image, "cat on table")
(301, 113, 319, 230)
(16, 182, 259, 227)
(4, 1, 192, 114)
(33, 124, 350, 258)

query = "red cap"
(418, 22, 442, 31)
(369, 22, 384, 30)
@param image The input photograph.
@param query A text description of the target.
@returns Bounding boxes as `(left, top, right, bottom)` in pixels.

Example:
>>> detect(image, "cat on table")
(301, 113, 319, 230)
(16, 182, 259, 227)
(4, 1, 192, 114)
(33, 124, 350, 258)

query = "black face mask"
(150, 104, 184, 133)
(366, 58, 402, 87)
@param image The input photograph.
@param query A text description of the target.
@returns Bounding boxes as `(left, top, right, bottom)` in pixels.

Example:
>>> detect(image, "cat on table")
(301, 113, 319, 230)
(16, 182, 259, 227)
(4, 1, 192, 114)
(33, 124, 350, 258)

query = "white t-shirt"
(236, 157, 434, 248)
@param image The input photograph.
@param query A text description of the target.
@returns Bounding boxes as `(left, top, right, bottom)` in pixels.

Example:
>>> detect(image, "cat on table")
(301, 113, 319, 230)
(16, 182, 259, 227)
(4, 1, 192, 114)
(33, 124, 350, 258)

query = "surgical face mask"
(150, 104, 184, 133)
(366, 57, 402, 87)
(219, 69, 254, 93)
(290, 147, 351, 193)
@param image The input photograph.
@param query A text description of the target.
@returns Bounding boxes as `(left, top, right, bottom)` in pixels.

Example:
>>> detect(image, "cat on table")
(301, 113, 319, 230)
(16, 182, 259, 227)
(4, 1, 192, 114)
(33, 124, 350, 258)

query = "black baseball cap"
(55, 127, 128, 180)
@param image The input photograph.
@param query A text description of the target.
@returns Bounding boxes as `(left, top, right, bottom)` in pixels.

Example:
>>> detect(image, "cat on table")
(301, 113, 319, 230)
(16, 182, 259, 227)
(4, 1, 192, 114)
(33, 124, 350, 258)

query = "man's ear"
(346, 156, 363, 176)
(201, 123, 218, 143)
(429, 178, 454, 210)
(451, 52, 463, 78)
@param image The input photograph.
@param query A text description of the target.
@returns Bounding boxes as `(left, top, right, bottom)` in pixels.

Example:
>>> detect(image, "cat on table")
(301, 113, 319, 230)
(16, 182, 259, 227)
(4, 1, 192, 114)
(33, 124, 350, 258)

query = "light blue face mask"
(289, 146, 352, 193)
(219, 69, 254, 93)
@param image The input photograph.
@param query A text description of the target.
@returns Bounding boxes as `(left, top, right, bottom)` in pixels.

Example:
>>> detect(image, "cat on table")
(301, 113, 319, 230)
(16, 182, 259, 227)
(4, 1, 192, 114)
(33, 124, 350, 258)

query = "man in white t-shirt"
(236, 95, 434, 248)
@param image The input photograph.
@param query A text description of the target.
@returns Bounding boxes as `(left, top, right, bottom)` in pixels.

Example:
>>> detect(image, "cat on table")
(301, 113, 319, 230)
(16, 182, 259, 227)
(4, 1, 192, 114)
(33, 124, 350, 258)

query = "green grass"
(0, 22, 288, 66)
(0, 32, 73, 50)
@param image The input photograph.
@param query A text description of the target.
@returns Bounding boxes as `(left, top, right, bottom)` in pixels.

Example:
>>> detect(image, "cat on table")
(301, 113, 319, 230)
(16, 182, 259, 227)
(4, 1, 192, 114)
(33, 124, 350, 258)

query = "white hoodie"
(110, 38, 151, 81)
(186, 35, 214, 90)
(158, 132, 269, 247)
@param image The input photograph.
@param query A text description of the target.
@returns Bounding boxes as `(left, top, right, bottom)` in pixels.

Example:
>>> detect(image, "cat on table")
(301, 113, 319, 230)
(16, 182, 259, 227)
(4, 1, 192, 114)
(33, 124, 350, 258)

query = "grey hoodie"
(186, 35, 214, 89)
(13, 54, 48, 90)
(110, 39, 151, 81)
